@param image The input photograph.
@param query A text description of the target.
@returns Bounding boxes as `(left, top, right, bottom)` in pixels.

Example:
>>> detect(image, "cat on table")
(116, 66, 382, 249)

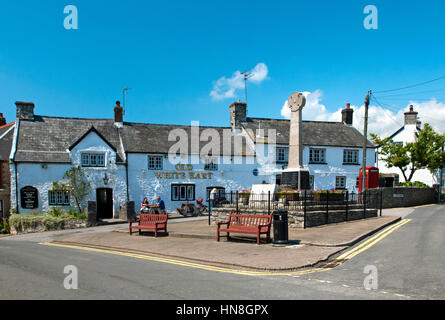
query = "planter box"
(313, 193, 345, 202)
(282, 193, 300, 201)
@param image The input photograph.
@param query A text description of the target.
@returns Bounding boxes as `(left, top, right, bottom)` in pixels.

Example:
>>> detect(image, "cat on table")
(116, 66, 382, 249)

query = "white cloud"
(281, 90, 445, 137)
(210, 63, 269, 100)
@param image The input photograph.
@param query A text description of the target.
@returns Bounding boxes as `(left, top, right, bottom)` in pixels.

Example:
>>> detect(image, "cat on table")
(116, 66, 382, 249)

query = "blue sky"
(1, 0, 445, 134)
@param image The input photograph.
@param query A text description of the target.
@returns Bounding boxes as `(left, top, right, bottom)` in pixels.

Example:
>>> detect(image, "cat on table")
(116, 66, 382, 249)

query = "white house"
(377, 105, 440, 187)
(9, 100, 376, 218)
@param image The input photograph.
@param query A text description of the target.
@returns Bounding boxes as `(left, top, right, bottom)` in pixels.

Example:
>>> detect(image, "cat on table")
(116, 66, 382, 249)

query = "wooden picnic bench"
(129, 213, 168, 237)
(217, 213, 273, 245)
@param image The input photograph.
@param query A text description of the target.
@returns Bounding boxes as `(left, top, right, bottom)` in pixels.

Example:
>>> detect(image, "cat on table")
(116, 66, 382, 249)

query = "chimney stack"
(15, 102, 35, 120)
(0, 113, 6, 126)
(404, 105, 418, 126)
(114, 101, 123, 124)
(341, 103, 353, 126)
(229, 101, 247, 128)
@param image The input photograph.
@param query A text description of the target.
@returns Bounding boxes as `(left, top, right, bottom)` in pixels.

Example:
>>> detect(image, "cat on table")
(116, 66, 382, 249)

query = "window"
(148, 156, 163, 170)
(336, 176, 346, 189)
(343, 150, 359, 164)
(172, 184, 195, 201)
(204, 158, 218, 171)
(276, 148, 289, 163)
(309, 148, 326, 164)
(81, 153, 105, 167)
(49, 191, 70, 206)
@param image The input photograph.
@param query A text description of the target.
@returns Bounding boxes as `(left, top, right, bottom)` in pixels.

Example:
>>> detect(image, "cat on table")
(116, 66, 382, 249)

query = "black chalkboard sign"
(20, 186, 38, 209)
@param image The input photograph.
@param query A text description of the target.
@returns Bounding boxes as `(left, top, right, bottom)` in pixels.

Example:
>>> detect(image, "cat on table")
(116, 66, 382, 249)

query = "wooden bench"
(129, 213, 168, 237)
(217, 213, 272, 245)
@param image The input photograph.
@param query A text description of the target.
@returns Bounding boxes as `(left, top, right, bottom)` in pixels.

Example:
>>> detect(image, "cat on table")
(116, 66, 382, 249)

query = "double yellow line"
(39, 219, 410, 277)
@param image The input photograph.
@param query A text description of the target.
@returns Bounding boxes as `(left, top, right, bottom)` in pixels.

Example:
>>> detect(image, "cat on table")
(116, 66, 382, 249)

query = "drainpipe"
(10, 120, 20, 212)
(125, 151, 129, 202)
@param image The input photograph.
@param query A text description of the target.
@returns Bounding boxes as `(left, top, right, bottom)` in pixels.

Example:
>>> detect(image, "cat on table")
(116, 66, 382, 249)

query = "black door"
(96, 188, 113, 220)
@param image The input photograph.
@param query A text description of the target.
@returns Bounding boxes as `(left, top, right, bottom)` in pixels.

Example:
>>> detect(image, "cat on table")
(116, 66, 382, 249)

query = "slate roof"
(0, 122, 15, 161)
(13, 114, 375, 163)
(242, 118, 376, 148)
(15, 116, 125, 163)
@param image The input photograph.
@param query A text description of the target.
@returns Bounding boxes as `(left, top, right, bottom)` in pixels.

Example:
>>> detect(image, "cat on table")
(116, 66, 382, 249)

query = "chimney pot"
(15, 101, 35, 120)
(0, 113, 5, 126)
(341, 103, 353, 126)
(114, 101, 123, 123)
(404, 105, 418, 126)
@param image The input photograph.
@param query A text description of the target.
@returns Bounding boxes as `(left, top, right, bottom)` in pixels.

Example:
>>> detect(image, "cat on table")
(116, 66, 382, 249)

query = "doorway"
(96, 188, 113, 220)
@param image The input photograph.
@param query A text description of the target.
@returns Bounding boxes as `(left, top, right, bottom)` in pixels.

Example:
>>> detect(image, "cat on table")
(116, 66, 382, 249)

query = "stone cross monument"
(281, 92, 311, 190)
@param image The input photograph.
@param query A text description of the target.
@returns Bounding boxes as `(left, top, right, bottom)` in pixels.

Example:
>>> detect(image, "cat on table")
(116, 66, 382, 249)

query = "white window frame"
(335, 176, 346, 189)
(343, 149, 359, 164)
(276, 147, 289, 163)
(49, 191, 70, 206)
(204, 158, 218, 171)
(81, 153, 105, 168)
(148, 156, 163, 170)
(172, 184, 195, 202)
(309, 148, 326, 164)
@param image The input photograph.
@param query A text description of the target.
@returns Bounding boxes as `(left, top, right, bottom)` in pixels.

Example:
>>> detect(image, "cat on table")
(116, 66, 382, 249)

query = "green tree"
(52, 167, 92, 213)
(372, 124, 445, 182)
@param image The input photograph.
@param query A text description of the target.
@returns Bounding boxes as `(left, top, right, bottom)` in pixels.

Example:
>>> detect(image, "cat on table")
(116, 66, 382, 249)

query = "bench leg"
(217, 228, 220, 242)
(155, 229, 158, 238)
(139, 229, 141, 235)
(227, 232, 231, 241)
(266, 230, 271, 243)
(129, 226, 132, 236)
(257, 232, 260, 245)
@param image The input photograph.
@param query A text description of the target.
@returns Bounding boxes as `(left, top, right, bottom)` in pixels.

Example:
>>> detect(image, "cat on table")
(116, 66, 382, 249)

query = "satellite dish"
(288, 92, 306, 112)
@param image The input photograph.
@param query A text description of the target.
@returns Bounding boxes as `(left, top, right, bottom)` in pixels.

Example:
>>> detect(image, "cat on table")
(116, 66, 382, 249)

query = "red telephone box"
(359, 166, 379, 192)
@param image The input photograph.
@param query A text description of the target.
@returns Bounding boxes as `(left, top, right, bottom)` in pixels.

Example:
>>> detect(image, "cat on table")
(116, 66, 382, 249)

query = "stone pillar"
(282, 92, 310, 190)
(87, 201, 97, 227)
(119, 201, 136, 221)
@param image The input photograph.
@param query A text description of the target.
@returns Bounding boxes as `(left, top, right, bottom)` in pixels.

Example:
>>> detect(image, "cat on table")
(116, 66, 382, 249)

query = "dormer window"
(81, 153, 105, 167)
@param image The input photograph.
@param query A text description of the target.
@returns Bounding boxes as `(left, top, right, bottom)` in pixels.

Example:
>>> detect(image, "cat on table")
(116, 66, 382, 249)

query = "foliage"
(48, 207, 64, 217)
(52, 167, 92, 213)
(1, 218, 10, 234)
(314, 189, 344, 194)
(398, 181, 430, 188)
(239, 190, 251, 194)
(372, 124, 445, 182)
(9, 213, 87, 233)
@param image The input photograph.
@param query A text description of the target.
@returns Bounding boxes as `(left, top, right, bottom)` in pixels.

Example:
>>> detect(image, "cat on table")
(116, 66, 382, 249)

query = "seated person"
(140, 197, 150, 213)
(155, 196, 166, 214)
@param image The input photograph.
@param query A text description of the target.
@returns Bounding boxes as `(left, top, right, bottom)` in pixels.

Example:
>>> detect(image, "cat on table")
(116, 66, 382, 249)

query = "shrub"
(49, 207, 64, 217)
(398, 181, 430, 188)
(1, 218, 10, 234)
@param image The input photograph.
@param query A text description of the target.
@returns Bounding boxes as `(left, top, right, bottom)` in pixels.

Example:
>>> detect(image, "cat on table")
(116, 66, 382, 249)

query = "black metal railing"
(209, 189, 384, 228)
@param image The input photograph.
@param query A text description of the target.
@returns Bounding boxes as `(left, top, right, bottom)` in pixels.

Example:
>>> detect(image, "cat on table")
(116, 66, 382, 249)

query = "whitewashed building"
(9, 100, 376, 217)
(377, 106, 440, 187)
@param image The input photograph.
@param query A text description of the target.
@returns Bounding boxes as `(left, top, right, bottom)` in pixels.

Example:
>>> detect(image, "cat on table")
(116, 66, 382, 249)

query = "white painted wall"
(377, 125, 438, 186)
(12, 131, 127, 217)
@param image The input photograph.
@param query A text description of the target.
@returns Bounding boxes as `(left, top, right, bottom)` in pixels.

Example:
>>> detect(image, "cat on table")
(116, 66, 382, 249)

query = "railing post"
(268, 191, 271, 215)
(304, 190, 307, 229)
(230, 191, 233, 205)
(345, 190, 349, 222)
(380, 189, 383, 216)
(326, 191, 329, 225)
(363, 190, 367, 219)
(208, 197, 211, 226)
(236, 191, 239, 214)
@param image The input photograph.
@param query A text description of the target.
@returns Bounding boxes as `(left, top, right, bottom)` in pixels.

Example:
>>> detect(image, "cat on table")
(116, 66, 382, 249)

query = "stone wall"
(211, 207, 377, 229)
(366, 187, 436, 209)
(0, 161, 11, 219)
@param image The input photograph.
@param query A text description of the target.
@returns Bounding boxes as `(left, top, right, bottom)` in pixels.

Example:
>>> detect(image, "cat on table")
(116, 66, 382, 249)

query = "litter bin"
(273, 210, 289, 244)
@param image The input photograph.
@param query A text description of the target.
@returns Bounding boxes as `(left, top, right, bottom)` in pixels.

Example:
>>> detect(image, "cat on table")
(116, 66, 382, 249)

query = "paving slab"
(55, 232, 345, 271)
(53, 215, 400, 271)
